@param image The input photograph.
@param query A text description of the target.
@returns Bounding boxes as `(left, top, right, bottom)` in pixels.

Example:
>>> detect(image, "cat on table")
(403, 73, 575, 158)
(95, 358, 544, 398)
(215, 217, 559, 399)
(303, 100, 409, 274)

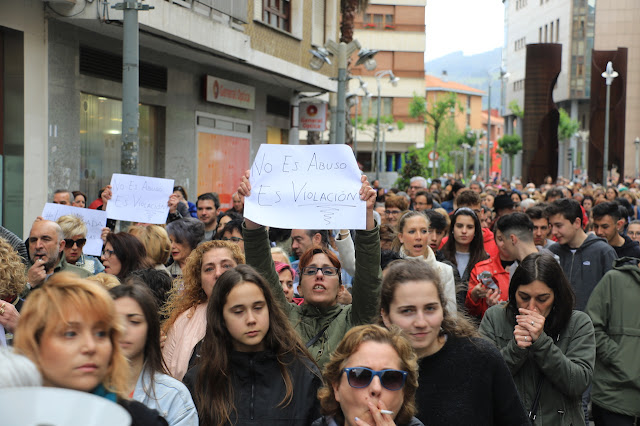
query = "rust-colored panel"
(522, 44, 562, 185)
(197, 132, 250, 210)
(396, 6, 425, 26)
(588, 48, 627, 183)
(394, 52, 424, 72)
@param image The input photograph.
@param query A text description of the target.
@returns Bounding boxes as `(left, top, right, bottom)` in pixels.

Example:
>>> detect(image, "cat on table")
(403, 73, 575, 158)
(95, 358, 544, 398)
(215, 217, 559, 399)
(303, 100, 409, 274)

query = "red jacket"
(439, 228, 499, 260)
(465, 255, 510, 318)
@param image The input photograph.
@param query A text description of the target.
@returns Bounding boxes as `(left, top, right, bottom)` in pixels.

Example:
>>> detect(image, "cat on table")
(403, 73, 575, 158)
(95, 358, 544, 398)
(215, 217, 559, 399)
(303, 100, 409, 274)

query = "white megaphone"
(0, 387, 132, 426)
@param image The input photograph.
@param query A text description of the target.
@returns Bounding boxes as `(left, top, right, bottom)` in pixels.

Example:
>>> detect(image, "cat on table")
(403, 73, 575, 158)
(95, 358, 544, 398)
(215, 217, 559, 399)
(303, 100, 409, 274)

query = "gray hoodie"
(548, 233, 617, 310)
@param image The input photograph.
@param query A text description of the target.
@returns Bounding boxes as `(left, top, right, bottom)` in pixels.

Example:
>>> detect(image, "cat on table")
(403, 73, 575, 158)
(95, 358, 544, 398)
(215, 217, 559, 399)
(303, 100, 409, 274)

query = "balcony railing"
(165, 0, 247, 24)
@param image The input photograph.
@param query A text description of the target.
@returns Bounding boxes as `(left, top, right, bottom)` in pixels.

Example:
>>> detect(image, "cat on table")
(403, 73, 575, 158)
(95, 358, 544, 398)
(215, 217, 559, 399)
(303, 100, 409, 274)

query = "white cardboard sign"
(244, 144, 365, 230)
(41, 203, 108, 256)
(106, 174, 174, 224)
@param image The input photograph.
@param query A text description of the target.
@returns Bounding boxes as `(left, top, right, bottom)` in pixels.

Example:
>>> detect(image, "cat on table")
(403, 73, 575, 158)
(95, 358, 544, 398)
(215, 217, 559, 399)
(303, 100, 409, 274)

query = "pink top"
(162, 303, 207, 381)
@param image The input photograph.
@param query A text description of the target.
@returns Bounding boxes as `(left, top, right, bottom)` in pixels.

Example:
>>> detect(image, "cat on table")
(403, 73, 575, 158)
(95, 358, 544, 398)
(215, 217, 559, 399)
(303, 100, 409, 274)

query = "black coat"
(184, 350, 322, 425)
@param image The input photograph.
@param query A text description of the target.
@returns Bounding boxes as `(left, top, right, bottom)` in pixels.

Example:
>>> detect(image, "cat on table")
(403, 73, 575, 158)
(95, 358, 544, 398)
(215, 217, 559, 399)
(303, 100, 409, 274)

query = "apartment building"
(350, 0, 426, 181)
(593, 1, 640, 178)
(0, 0, 339, 235)
(502, 0, 594, 178)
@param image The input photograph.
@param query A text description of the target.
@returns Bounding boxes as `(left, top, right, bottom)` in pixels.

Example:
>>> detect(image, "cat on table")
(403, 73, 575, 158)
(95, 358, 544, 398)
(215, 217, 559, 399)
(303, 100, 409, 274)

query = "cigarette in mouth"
(380, 410, 393, 415)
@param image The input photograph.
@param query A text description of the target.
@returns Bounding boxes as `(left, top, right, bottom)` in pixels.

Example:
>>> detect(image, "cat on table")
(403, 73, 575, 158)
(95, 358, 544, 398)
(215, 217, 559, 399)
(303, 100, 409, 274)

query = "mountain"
(425, 48, 504, 109)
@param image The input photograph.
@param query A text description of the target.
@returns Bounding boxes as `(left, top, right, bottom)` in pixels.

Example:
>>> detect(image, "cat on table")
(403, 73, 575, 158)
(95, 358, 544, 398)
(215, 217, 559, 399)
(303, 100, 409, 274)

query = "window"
(550, 21, 554, 42)
(556, 19, 560, 41)
(544, 24, 548, 42)
(263, 0, 290, 32)
(539, 27, 542, 42)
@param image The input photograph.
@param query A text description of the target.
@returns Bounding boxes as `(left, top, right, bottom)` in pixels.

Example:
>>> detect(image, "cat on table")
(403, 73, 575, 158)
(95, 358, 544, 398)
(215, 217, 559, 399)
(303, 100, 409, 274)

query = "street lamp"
(461, 143, 470, 180)
(374, 70, 399, 180)
(635, 136, 640, 178)
(309, 42, 378, 145)
(469, 129, 486, 178)
(485, 67, 509, 183)
(347, 76, 372, 158)
(601, 61, 618, 184)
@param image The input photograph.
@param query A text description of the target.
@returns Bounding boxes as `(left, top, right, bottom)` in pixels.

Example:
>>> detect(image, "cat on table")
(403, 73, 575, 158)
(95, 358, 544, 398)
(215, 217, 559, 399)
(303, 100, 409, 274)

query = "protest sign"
(41, 203, 108, 256)
(244, 144, 365, 229)
(106, 174, 174, 224)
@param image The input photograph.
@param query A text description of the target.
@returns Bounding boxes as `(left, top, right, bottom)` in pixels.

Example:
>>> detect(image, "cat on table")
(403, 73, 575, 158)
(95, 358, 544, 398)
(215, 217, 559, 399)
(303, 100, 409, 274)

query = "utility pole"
(114, 0, 153, 175)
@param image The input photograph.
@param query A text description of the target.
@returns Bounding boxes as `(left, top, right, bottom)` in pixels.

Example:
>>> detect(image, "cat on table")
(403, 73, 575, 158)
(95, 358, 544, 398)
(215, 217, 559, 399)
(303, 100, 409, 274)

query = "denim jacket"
(133, 369, 198, 426)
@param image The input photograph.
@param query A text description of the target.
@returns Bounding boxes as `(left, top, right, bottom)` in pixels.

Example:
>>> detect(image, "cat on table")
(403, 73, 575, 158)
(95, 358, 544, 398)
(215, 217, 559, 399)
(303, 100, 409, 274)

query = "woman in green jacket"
(479, 252, 595, 425)
(238, 171, 381, 369)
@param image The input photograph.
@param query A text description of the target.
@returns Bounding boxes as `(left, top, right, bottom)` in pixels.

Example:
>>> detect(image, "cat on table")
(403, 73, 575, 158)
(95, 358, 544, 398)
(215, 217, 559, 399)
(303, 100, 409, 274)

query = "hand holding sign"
(106, 174, 174, 224)
(241, 145, 375, 230)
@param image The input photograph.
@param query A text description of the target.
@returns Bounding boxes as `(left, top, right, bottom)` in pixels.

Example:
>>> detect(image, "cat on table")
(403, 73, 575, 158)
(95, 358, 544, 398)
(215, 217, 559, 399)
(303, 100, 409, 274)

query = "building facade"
(1, 0, 339, 236)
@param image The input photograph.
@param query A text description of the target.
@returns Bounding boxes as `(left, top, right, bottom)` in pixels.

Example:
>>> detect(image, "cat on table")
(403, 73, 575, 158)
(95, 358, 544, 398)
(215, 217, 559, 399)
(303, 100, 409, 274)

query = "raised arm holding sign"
(244, 144, 366, 230)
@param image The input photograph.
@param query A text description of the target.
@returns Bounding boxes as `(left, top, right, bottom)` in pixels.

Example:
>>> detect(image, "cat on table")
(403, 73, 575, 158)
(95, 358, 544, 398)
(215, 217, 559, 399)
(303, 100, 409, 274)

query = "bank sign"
(205, 75, 255, 110)
(299, 102, 327, 131)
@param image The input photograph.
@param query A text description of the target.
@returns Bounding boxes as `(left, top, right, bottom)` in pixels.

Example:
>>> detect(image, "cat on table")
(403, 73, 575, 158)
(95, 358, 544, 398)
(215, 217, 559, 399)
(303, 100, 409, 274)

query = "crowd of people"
(0, 172, 639, 426)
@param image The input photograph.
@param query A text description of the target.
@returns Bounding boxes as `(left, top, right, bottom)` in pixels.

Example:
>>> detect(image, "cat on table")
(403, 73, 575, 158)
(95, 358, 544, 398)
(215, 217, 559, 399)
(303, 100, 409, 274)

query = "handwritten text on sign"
(41, 203, 108, 257)
(106, 174, 174, 224)
(244, 144, 365, 230)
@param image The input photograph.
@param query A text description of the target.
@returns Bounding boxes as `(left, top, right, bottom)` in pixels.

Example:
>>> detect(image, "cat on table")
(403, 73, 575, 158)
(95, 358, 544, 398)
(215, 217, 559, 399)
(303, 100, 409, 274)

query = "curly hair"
(13, 272, 129, 398)
(0, 238, 27, 299)
(161, 240, 245, 333)
(317, 325, 419, 425)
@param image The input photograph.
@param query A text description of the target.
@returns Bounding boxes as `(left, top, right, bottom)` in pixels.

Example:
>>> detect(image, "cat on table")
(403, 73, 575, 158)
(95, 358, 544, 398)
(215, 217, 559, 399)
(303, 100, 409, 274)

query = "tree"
(394, 148, 429, 191)
(340, 0, 369, 43)
(353, 115, 405, 172)
(558, 108, 579, 141)
(508, 100, 524, 119)
(409, 92, 461, 179)
(498, 134, 522, 180)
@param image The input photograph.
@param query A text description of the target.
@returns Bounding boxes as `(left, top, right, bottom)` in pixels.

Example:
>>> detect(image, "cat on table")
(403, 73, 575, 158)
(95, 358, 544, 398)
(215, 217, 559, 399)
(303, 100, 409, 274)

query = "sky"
(425, 0, 505, 62)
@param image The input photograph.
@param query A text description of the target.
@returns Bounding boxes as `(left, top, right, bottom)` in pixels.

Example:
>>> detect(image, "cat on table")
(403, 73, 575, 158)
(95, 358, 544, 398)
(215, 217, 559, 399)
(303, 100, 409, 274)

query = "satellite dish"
(0, 387, 132, 426)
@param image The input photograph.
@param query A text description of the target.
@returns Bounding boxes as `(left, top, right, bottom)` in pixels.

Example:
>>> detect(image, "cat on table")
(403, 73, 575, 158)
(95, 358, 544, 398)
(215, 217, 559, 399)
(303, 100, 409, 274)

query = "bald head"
(28, 220, 65, 270)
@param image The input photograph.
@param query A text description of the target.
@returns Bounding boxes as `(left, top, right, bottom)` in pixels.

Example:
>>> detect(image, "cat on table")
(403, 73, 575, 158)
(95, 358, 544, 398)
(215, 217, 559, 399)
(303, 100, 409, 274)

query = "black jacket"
(119, 399, 169, 426)
(613, 234, 640, 259)
(184, 350, 322, 425)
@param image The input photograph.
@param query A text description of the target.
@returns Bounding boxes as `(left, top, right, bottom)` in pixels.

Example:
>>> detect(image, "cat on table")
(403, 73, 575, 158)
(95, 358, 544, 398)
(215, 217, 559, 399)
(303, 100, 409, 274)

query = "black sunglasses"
(64, 238, 87, 249)
(343, 367, 407, 391)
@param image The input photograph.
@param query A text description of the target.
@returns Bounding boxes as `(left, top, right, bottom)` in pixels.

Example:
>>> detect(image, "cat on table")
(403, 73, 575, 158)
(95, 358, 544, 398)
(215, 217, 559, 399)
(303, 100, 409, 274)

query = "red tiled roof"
(425, 74, 485, 95)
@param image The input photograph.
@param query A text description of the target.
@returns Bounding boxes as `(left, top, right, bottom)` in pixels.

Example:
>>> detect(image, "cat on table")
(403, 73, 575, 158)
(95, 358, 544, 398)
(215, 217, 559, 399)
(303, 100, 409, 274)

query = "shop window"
(80, 93, 163, 203)
(263, 0, 290, 32)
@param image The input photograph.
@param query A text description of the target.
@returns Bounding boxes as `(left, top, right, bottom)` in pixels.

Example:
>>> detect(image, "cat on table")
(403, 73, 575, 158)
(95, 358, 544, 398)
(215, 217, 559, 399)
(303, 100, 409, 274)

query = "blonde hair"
(13, 272, 129, 399)
(270, 247, 291, 266)
(0, 239, 27, 299)
(86, 272, 121, 290)
(162, 240, 245, 333)
(317, 325, 418, 425)
(128, 224, 171, 265)
(56, 215, 88, 238)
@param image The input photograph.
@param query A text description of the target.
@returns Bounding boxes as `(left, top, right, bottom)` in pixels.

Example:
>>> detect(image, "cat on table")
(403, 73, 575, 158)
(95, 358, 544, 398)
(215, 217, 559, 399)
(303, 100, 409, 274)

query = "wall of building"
(0, 0, 48, 237)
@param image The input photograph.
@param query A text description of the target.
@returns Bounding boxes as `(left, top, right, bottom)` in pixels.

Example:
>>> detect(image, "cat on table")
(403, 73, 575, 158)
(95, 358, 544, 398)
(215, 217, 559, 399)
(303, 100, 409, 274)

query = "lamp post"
(350, 76, 371, 158)
(461, 143, 470, 181)
(485, 68, 509, 183)
(601, 61, 618, 184)
(635, 137, 640, 178)
(309, 43, 377, 145)
(374, 70, 400, 180)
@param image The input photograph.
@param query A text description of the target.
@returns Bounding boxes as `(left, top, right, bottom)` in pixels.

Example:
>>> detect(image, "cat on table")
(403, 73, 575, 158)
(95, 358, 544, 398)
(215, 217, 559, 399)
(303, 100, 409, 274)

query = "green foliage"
(498, 134, 522, 157)
(394, 148, 429, 190)
(508, 100, 524, 118)
(558, 108, 579, 141)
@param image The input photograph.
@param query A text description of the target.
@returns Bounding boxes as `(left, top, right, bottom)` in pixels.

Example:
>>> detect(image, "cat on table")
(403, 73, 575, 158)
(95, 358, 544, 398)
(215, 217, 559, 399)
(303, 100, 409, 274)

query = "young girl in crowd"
(184, 265, 322, 426)
(239, 172, 381, 369)
(13, 272, 167, 425)
(162, 240, 244, 380)
(380, 259, 529, 426)
(110, 282, 198, 426)
(392, 211, 457, 315)
(441, 208, 488, 285)
(480, 253, 595, 425)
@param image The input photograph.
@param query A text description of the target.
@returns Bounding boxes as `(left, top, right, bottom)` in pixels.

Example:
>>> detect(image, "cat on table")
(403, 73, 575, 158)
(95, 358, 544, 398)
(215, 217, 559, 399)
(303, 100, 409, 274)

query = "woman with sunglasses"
(13, 272, 168, 425)
(379, 259, 529, 425)
(110, 281, 198, 426)
(314, 324, 422, 426)
(238, 172, 381, 369)
(184, 265, 322, 426)
(57, 215, 105, 274)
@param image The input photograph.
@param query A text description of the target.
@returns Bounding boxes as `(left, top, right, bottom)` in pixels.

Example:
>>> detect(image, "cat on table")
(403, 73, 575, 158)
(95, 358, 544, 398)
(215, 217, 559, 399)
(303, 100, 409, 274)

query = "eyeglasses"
(384, 210, 402, 216)
(222, 237, 244, 242)
(301, 266, 339, 276)
(102, 248, 115, 259)
(64, 238, 87, 249)
(342, 367, 407, 391)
